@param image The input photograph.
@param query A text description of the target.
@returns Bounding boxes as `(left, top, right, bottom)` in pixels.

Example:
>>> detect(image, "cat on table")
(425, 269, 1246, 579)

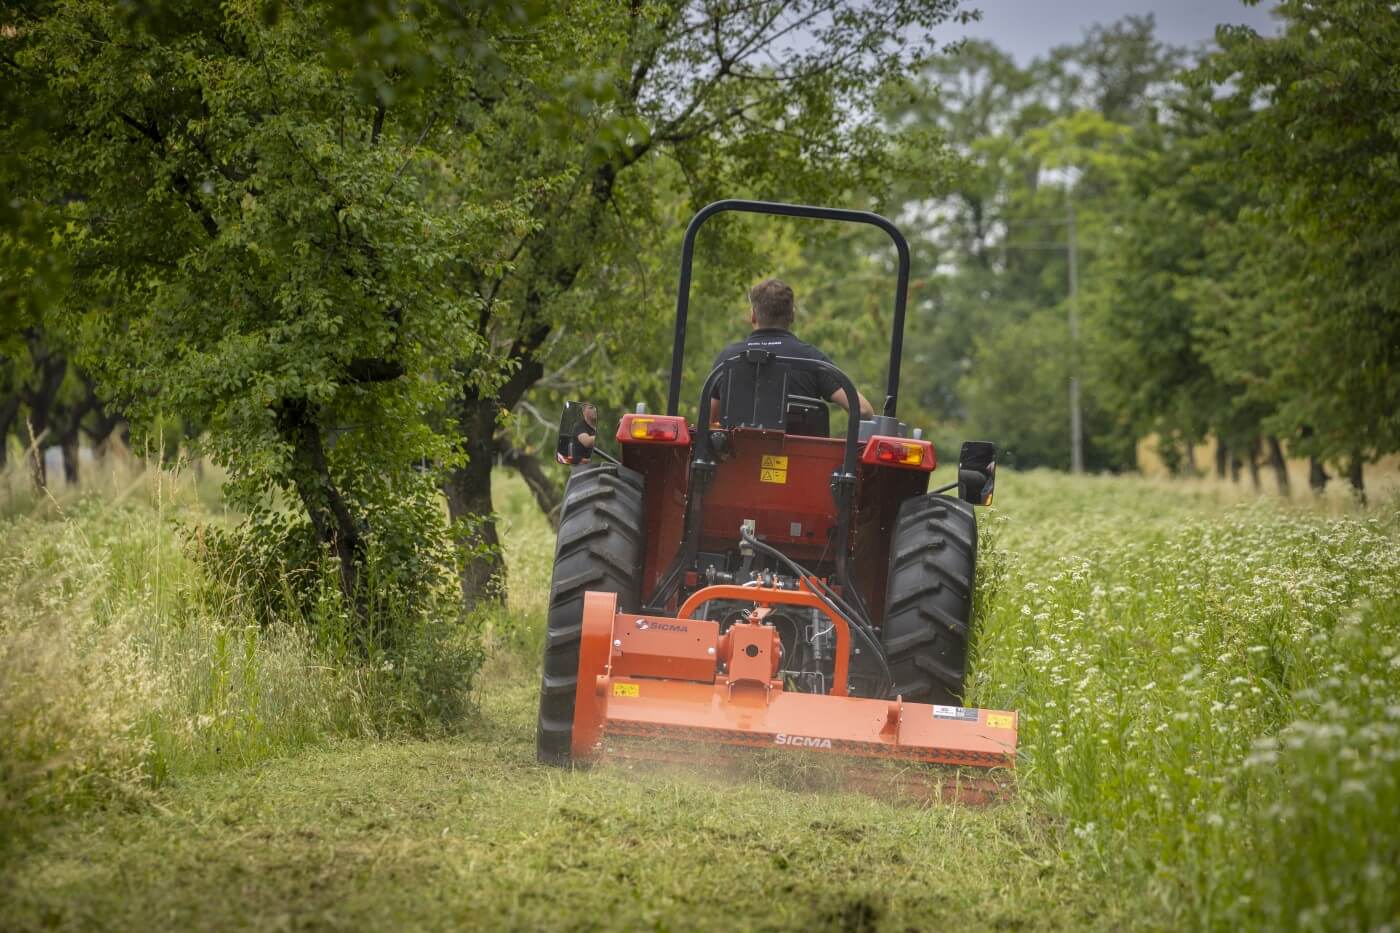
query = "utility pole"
(1066, 197, 1084, 474)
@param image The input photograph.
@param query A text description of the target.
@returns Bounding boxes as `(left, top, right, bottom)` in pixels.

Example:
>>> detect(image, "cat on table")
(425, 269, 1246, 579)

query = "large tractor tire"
(536, 462, 645, 765)
(881, 493, 978, 706)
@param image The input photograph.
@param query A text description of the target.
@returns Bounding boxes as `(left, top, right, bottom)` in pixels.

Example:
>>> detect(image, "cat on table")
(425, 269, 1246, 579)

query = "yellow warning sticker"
(759, 455, 788, 485)
(761, 455, 789, 470)
(759, 468, 787, 484)
(612, 682, 639, 698)
(986, 712, 1013, 729)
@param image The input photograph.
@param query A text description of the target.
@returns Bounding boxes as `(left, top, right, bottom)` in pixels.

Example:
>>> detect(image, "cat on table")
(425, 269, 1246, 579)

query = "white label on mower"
(932, 705, 979, 721)
(775, 734, 833, 749)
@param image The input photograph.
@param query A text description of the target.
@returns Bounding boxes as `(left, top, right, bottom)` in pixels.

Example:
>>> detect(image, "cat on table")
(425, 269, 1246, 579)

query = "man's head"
(749, 278, 795, 330)
(582, 403, 597, 425)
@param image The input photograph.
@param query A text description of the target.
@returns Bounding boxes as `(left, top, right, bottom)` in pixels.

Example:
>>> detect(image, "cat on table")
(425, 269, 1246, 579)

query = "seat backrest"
(719, 349, 789, 430)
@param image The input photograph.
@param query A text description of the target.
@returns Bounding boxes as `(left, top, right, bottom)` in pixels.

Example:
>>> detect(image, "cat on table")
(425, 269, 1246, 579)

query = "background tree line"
(772, 1, 1398, 496)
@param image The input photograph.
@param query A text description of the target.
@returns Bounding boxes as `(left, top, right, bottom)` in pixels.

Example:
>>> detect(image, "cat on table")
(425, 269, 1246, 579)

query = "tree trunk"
(501, 445, 563, 529)
(1246, 437, 1261, 492)
(1228, 447, 1242, 484)
(445, 393, 506, 604)
(91, 415, 128, 459)
(1308, 457, 1329, 495)
(276, 399, 365, 618)
(1346, 452, 1366, 506)
(51, 393, 95, 488)
(60, 432, 80, 486)
(1265, 435, 1290, 497)
(19, 346, 67, 492)
(448, 319, 550, 604)
(0, 394, 19, 468)
(1183, 441, 1198, 477)
(1214, 439, 1228, 479)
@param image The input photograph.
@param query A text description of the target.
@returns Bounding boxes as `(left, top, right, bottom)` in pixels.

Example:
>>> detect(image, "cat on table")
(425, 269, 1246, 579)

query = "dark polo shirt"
(712, 328, 843, 402)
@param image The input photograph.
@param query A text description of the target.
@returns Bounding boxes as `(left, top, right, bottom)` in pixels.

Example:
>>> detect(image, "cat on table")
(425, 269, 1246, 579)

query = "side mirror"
(555, 400, 599, 465)
(957, 441, 996, 506)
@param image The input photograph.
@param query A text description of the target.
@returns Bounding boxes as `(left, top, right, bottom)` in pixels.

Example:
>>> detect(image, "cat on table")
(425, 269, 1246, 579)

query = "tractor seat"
(715, 349, 828, 437)
(718, 348, 789, 431)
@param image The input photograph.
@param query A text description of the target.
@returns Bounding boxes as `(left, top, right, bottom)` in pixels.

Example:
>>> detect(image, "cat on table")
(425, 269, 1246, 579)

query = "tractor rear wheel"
(880, 493, 978, 706)
(536, 462, 645, 765)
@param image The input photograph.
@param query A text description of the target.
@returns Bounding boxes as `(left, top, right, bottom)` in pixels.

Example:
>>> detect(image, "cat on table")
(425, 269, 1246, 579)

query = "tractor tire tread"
(537, 463, 645, 766)
(880, 493, 978, 706)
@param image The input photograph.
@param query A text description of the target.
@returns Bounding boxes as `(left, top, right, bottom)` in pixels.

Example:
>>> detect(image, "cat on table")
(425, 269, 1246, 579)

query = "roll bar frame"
(665, 199, 911, 419)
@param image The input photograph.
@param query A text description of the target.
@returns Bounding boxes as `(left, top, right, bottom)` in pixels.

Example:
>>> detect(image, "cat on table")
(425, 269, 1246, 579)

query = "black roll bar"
(665, 199, 911, 419)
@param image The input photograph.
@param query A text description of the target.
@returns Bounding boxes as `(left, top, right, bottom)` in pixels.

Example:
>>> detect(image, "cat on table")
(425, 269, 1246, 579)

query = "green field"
(3, 467, 1398, 931)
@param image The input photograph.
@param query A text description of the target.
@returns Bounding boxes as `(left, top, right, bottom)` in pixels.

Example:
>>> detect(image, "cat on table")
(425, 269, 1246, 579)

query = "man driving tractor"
(711, 278, 875, 424)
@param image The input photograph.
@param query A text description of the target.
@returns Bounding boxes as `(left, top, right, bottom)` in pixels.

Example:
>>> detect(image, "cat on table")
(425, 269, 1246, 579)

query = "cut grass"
(3, 679, 1128, 932)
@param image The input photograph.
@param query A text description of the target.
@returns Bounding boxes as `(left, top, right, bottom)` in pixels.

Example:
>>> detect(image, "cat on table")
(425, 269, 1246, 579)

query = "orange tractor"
(538, 200, 1015, 788)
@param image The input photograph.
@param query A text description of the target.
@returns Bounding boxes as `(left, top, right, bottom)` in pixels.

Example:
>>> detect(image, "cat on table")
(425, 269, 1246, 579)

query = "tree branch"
(371, 96, 386, 144)
(345, 357, 406, 383)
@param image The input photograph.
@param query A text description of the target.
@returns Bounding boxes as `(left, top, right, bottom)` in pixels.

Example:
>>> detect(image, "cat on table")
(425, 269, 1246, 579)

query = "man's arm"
(575, 430, 596, 449)
(828, 387, 875, 419)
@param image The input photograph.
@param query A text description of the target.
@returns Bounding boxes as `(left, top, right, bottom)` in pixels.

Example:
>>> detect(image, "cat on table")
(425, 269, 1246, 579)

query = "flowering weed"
(968, 470, 1400, 929)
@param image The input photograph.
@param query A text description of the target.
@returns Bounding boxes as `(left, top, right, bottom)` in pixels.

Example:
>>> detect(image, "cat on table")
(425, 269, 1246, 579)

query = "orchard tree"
(1083, 89, 1266, 480)
(5, 0, 975, 610)
(1200, 0, 1400, 493)
(442, 0, 972, 595)
(4, 0, 546, 620)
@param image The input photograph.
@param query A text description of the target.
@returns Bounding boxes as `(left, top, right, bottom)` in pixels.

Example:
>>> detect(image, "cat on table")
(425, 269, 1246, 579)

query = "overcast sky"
(938, 1, 1281, 63)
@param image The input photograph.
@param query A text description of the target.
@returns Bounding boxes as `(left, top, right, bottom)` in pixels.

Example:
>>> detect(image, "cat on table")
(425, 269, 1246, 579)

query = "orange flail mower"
(539, 201, 1016, 791)
(573, 590, 1017, 772)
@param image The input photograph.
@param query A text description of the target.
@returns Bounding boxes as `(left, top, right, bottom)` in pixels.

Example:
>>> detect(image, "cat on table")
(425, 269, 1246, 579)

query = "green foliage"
(489, 1, 972, 521)
(871, 19, 1180, 469)
(1201, 0, 1400, 465)
(5, 0, 977, 602)
(3, 0, 549, 622)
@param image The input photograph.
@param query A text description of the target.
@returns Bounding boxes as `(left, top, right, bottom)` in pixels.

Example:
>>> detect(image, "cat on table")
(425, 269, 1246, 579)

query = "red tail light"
(617, 414, 690, 445)
(861, 436, 934, 470)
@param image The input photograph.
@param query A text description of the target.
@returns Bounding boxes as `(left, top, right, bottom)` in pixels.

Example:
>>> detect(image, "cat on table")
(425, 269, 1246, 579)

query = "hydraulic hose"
(738, 525, 893, 697)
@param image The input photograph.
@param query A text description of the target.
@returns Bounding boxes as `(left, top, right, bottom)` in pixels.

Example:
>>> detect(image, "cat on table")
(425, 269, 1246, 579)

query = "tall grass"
(968, 470, 1400, 929)
(0, 456, 478, 851)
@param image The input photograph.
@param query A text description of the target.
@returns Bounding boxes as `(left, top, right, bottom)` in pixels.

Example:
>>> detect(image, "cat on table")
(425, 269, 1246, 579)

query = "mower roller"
(538, 200, 1016, 792)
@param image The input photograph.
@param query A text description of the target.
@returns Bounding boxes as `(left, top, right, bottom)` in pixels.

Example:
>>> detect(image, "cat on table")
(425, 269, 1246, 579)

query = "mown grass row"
(967, 472, 1400, 929)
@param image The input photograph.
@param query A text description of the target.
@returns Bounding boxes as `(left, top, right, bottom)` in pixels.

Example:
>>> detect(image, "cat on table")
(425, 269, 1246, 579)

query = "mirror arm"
(930, 481, 957, 495)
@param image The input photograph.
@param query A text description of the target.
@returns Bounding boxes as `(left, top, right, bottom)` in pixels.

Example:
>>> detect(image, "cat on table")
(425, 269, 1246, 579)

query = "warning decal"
(612, 682, 640, 698)
(932, 705, 979, 721)
(759, 455, 788, 485)
(986, 712, 1014, 729)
